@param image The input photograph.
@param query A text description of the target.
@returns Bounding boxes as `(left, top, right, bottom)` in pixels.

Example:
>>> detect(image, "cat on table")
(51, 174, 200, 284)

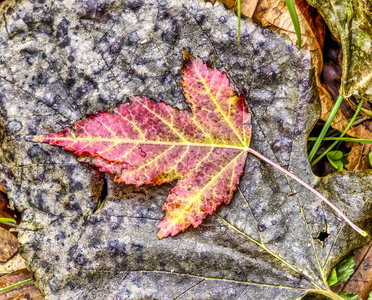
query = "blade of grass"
(237, 0, 241, 43)
(285, 0, 301, 49)
(0, 221, 17, 227)
(0, 217, 16, 223)
(311, 99, 364, 166)
(309, 94, 344, 162)
(0, 278, 33, 293)
(308, 137, 372, 143)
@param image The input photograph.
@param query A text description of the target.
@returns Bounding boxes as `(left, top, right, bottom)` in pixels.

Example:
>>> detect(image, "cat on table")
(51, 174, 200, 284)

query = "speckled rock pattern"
(0, 0, 371, 299)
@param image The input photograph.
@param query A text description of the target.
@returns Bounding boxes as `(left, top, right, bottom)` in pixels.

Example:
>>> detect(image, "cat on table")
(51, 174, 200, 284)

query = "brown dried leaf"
(0, 269, 44, 299)
(0, 227, 18, 262)
(241, 0, 260, 18)
(218, 0, 260, 18)
(252, 0, 269, 24)
(346, 123, 372, 171)
(0, 254, 27, 276)
(216, 0, 235, 10)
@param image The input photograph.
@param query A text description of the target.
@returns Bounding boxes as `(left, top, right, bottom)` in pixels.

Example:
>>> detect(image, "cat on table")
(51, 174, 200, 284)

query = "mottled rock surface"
(0, 0, 371, 299)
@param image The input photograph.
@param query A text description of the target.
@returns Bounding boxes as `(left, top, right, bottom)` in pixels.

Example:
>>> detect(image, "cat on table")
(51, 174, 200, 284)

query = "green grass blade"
(308, 137, 372, 143)
(0, 278, 33, 293)
(309, 94, 344, 162)
(237, 0, 241, 43)
(311, 99, 364, 166)
(0, 217, 16, 223)
(284, 0, 301, 49)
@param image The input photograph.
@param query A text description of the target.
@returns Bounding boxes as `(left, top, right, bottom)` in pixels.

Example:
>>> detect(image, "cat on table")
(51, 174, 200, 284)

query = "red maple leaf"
(33, 50, 366, 238)
(34, 50, 251, 238)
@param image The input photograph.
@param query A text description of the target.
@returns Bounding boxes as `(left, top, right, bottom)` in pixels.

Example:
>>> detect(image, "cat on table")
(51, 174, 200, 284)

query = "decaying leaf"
(261, 0, 324, 50)
(307, 0, 372, 113)
(0, 0, 371, 299)
(346, 123, 372, 171)
(219, 0, 260, 18)
(34, 52, 252, 238)
(218, 0, 355, 135)
(0, 268, 44, 299)
(260, 0, 356, 135)
(0, 227, 18, 262)
(0, 254, 27, 275)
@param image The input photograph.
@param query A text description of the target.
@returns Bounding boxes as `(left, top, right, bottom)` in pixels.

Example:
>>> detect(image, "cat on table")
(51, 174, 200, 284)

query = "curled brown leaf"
(346, 123, 372, 171)
(0, 269, 44, 299)
(0, 227, 18, 262)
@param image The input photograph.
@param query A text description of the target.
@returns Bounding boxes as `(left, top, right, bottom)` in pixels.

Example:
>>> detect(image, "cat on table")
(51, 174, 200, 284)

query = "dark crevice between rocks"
(94, 174, 108, 213)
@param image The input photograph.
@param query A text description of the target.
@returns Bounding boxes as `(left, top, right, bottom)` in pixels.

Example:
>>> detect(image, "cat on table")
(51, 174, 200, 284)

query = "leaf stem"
(0, 278, 33, 293)
(309, 95, 344, 162)
(311, 99, 365, 166)
(247, 148, 368, 237)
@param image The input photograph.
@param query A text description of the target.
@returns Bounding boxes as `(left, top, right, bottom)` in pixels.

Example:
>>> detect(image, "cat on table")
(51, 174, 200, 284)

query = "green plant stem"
(0, 278, 33, 293)
(309, 95, 344, 162)
(237, 0, 241, 43)
(248, 148, 367, 237)
(308, 137, 372, 143)
(311, 99, 365, 166)
(285, 0, 301, 49)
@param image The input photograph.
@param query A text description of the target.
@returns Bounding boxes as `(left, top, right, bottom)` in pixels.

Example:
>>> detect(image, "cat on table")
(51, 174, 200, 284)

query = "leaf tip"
(157, 218, 183, 239)
(157, 227, 169, 240)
